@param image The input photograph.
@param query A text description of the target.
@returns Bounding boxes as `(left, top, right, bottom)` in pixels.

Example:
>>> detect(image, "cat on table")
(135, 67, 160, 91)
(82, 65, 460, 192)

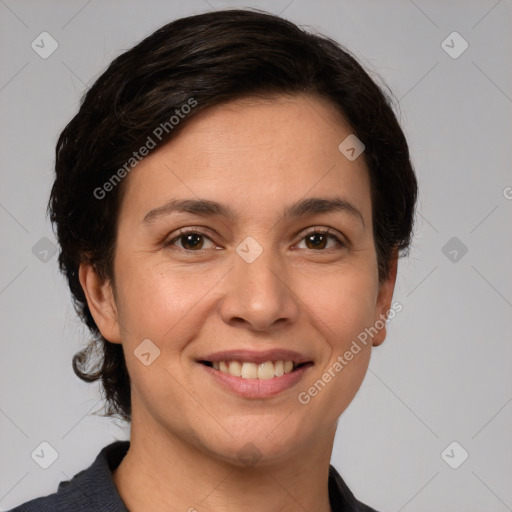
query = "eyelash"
(165, 227, 345, 252)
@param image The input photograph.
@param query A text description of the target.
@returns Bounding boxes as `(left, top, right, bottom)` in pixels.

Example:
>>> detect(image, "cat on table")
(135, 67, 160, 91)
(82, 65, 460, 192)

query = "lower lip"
(198, 363, 313, 399)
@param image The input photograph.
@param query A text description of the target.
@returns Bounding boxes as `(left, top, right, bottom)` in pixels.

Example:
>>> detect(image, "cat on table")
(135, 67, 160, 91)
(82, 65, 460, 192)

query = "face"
(82, 94, 396, 465)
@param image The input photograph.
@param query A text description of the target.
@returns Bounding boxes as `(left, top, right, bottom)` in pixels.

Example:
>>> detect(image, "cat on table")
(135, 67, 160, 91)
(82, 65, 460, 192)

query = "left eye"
(296, 230, 342, 250)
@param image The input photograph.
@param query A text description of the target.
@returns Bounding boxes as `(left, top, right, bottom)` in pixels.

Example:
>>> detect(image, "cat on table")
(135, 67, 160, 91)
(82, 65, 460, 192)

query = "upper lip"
(198, 349, 313, 365)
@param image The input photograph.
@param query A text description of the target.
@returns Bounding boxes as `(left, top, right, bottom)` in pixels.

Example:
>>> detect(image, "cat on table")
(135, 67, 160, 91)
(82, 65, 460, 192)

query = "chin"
(199, 421, 311, 467)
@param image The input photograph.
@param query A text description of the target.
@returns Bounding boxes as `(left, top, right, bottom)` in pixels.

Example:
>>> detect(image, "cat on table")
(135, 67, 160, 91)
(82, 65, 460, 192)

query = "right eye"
(166, 230, 217, 251)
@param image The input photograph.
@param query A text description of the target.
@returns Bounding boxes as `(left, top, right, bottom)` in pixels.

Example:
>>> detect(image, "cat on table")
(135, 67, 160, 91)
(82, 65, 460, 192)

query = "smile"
(198, 360, 314, 399)
(200, 360, 309, 380)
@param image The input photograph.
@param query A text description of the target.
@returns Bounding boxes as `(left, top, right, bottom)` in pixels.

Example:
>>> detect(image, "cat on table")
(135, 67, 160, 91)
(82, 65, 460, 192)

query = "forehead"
(119, 93, 371, 223)
(165, 94, 355, 165)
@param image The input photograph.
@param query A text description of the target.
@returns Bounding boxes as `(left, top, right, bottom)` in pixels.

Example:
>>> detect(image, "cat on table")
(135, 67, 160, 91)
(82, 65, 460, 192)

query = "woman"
(9, 8, 417, 512)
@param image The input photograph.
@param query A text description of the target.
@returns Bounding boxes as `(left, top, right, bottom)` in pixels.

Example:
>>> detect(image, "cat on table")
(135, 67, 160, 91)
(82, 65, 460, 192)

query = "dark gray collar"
(10, 440, 379, 511)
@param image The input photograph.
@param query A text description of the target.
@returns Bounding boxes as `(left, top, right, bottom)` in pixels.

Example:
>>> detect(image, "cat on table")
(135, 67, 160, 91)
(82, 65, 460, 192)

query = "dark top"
(7, 441, 379, 511)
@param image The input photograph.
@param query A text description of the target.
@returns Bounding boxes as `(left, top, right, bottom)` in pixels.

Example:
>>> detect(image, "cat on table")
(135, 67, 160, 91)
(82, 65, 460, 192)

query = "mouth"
(196, 349, 314, 396)
(198, 359, 313, 380)
(197, 354, 314, 398)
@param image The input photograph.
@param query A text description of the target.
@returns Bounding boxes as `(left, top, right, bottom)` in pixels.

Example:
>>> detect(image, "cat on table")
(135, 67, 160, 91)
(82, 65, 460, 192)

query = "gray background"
(1, 0, 511, 510)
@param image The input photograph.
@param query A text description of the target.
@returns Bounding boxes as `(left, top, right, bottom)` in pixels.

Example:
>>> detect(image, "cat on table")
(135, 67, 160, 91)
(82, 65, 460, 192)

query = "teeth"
(228, 361, 242, 377)
(212, 360, 298, 379)
(241, 362, 257, 379)
(257, 361, 275, 380)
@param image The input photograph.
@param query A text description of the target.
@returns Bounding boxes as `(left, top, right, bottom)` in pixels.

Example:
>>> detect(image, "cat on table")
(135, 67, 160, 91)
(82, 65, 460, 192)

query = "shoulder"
(6, 441, 130, 512)
(328, 464, 381, 512)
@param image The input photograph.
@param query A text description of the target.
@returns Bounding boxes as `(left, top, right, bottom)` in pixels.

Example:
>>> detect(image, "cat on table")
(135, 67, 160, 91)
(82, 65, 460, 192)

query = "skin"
(80, 93, 397, 512)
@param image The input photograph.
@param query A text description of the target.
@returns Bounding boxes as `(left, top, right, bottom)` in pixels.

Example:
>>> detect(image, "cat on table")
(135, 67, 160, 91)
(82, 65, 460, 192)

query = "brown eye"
(297, 230, 343, 251)
(179, 233, 204, 250)
(167, 230, 215, 251)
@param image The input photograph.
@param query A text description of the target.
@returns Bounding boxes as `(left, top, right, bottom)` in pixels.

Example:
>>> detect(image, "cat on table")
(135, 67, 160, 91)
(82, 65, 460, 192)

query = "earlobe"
(78, 263, 122, 344)
(372, 253, 398, 347)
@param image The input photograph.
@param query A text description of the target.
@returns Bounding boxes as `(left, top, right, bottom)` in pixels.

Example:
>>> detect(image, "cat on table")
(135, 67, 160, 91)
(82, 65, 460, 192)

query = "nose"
(218, 244, 300, 332)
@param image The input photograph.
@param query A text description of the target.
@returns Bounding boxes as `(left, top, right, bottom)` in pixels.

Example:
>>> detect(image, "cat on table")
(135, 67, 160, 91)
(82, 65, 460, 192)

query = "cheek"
(114, 259, 224, 348)
(112, 261, 215, 413)
(300, 264, 379, 343)
(295, 268, 378, 417)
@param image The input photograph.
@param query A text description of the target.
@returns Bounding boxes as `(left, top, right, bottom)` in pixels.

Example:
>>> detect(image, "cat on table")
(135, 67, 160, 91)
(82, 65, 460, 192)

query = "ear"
(78, 263, 122, 344)
(371, 252, 398, 347)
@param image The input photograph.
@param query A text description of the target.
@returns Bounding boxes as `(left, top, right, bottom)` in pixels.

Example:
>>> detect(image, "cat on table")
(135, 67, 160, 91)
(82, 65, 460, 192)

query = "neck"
(112, 409, 336, 512)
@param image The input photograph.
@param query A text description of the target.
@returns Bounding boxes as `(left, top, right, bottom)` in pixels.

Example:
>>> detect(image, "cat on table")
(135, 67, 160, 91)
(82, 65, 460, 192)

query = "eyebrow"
(142, 196, 364, 227)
